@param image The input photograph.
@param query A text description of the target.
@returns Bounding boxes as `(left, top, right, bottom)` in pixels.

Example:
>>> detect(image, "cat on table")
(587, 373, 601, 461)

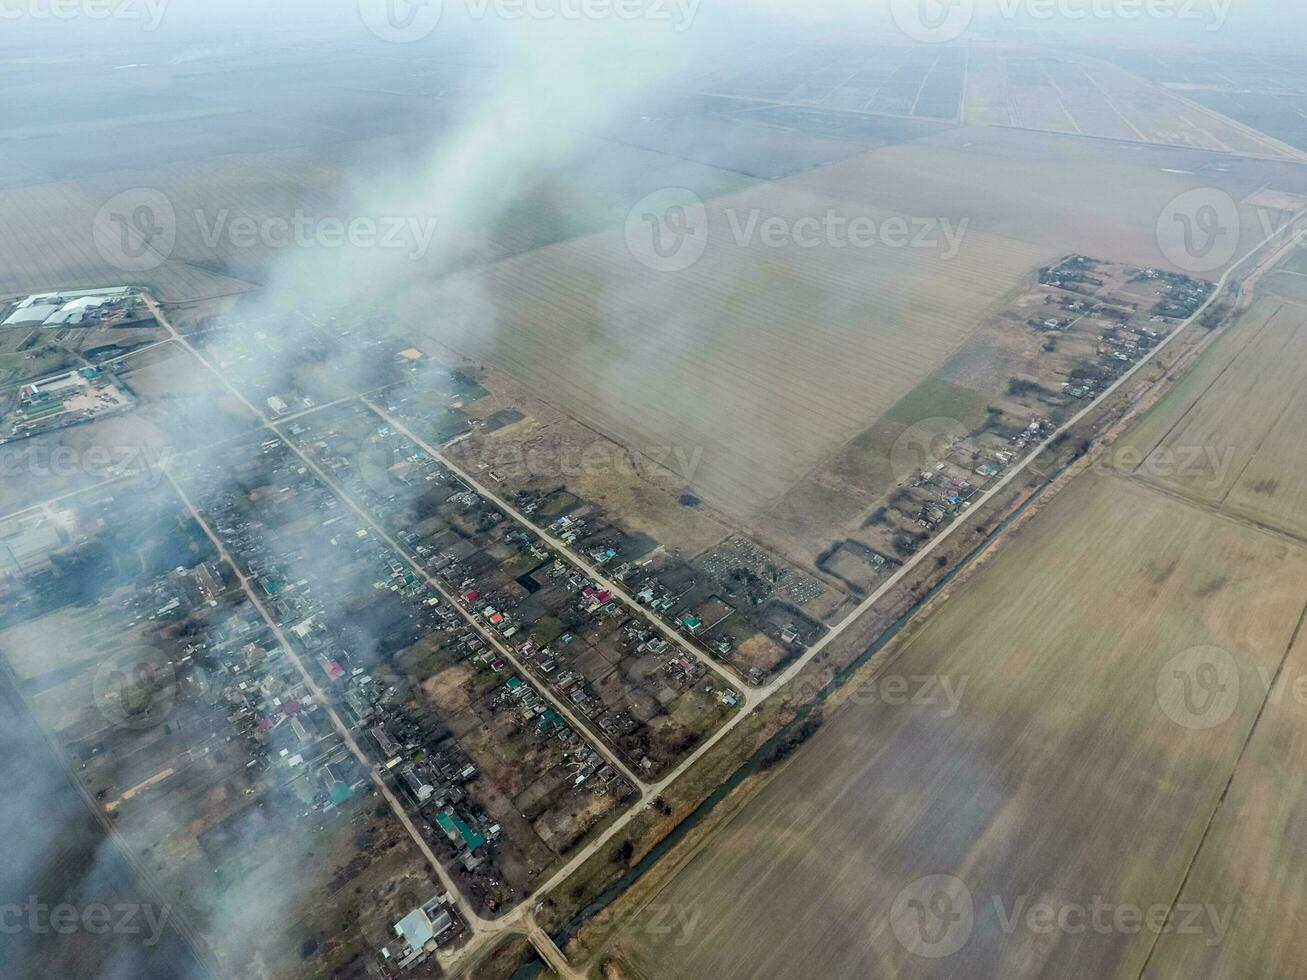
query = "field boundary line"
(1112, 471, 1307, 553)
(1132, 598, 1307, 980)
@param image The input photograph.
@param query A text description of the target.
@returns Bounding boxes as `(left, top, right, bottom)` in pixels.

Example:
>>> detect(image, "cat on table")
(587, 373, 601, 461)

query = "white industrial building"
(2, 287, 132, 328)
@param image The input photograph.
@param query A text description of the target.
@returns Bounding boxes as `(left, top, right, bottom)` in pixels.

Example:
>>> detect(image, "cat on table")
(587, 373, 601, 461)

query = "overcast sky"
(4, 0, 1302, 54)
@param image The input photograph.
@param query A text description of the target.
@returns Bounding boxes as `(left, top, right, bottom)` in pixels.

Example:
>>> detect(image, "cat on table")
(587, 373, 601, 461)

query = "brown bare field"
(1097, 288, 1307, 980)
(1118, 296, 1307, 539)
(405, 127, 1307, 545)
(1226, 378, 1307, 537)
(610, 471, 1307, 979)
(1141, 623, 1307, 979)
(0, 125, 754, 305)
(410, 179, 1051, 523)
(795, 126, 1307, 274)
(0, 179, 256, 302)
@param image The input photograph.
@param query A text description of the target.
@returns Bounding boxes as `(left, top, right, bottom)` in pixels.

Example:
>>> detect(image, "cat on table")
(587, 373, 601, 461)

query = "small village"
(834, 255, 1216, 586)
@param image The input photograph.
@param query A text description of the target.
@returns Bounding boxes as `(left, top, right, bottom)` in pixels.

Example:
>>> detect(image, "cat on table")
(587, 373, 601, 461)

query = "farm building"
(2, 287, 131, 327)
